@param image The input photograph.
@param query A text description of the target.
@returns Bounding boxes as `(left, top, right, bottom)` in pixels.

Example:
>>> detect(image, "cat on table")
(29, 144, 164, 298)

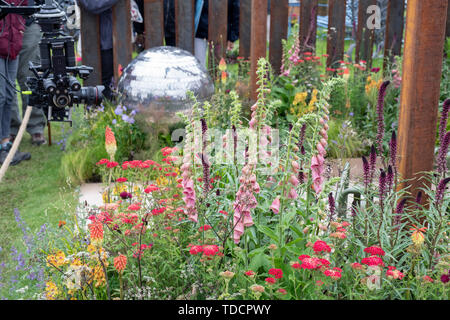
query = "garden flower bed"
(1, 20, 449, 301)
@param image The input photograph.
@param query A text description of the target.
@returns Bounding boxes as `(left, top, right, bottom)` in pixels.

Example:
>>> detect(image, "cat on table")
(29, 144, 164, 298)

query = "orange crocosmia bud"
(114, 254, 127, 272)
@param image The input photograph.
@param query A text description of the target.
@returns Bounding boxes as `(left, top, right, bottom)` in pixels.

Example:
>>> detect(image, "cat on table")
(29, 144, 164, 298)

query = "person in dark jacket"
(77, 0, 119, 99)
(0, 0, 31, 166)
(10, 0, 47, 147)
(163, 0, 240, 67)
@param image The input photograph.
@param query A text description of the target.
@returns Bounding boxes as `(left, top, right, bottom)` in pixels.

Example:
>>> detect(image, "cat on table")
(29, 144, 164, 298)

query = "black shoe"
(0, 144, 31, 166)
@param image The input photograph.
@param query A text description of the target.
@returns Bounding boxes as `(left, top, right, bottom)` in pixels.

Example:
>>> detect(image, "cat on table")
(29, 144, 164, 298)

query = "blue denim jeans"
(0, 57, 19, 141)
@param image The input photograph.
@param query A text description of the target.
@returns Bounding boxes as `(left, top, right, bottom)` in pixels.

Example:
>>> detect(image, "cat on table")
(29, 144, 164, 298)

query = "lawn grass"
(0, 120, 79, 277)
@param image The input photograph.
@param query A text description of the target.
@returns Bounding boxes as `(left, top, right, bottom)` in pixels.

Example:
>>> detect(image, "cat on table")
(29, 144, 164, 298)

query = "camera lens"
(43, 78, 56, 94)
(53, 94, 70, 108)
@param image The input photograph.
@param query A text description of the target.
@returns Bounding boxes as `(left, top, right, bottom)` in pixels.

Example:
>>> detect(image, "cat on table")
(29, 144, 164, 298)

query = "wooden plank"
(239, 0, 252, 59)
(383, 0, 405, 69)
(112, 0, 133, 81)
(299, 0, 318, 53)
(79, 7, 102, 86)
(355, 0, 377, 68)
(269, 0, 288, 74)
(250, 0, 268, 102)
(209, 0, 228, 63)
(326, 0, 347, 69)
(143, 0, 165, 49)
(397, 0, 448, 203)
(175, 0, 195, 54)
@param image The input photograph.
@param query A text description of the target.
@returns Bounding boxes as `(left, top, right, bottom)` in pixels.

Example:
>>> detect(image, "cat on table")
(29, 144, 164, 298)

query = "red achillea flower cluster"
(324, 267, 342, 280)
(351, 262, 364, 271)
(144, 184, 160, 193)
(265, 277, 276, 284)
(313, 240, 331, 253)
(268, 268, 283, 279)
(386, 266, 405, 280)
(116, 177, 127, 183)
(107, 161, 119, 168)
(364, 246, 385, 256)
(188, 244, 220, 257)
(132, 243, 153, 259)
(127, 203, 141, 211)
(151, 207, 166, 216)
(297, 255, 330, 270)
(423, 275, 434, 283)
(361, 255, 384, 267)
(199, 225, 212, 232)
(278, 288, 287, 295)
(245, 270, 255, 277)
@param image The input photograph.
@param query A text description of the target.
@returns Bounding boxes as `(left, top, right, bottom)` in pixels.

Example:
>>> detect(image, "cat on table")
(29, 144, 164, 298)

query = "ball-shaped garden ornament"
(117, 46, 214, 126)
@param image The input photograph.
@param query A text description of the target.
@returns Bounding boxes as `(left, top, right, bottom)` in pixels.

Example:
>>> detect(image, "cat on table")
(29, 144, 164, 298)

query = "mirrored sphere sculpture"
(117, 46, 215, 125)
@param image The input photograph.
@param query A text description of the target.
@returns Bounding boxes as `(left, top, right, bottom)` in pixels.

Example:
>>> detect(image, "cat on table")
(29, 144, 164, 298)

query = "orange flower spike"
(218, 58, 227, 71)
(89, 221, 104, 246)
(221, 71, 227, 84)
(114, 254, 127, 273)
(105, 126, 117, 161)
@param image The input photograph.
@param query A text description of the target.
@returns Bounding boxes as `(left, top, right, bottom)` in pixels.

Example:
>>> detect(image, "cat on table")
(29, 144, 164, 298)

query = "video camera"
(0, 0, 104, 123)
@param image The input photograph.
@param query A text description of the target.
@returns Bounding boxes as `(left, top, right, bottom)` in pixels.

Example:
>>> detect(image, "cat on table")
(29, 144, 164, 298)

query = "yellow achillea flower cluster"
(290, 89, 318, 118)
(46, 251, 67, 268)
(45, 281, 59, 300)
(92, 264, 106, 287)
(365, 76, 383, 95)
(156, 176, 169, 187)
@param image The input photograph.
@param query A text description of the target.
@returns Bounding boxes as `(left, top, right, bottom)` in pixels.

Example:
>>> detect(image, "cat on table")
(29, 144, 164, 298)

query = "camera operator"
(9, 0, 47, 146)
(77, 0, 119, 100)
(0, 0, 31, 166)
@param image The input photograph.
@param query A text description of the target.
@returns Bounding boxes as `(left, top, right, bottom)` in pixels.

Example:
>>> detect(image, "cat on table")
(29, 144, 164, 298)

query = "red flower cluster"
(361, 255, 384, 267)
(324, 267, 342, 280)
(132, 242, 153, 259)
(188, 244, 220, 257)
(313, 240, 331, 253)
(144, 184, 160, 193)
(296, 255, 330, 270)
(268, 268, 283, 279)
(198, 225, 212, 232)
(386, 266, 405, 280)
(245, 270, 255, 277)
(364, 246, 385, 256)
(265, 277, 276, 284)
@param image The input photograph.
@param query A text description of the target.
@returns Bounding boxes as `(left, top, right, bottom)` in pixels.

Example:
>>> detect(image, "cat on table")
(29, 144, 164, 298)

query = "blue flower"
(112, 119, 117, 125)
(114, 105, 124, 115)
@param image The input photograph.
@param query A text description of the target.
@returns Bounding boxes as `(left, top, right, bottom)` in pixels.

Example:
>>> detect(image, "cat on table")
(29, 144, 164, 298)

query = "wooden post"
(112, 0, 133, 81)
(143, 0, 165, 49)
(397, 0, 448, 201)
(326, 0, 347, 69)
(175, 0, 195, 54)
(269, 0, 288, 74)
(250, 0, 268, 102)
(446, 0, 450, 39)
(79, 6, 102, 86)
(209, 0, 228, 64)
(355, 0, 377, 68)
(239, 0, 252, 59)
(383, 0, 405, 70)
(299, 0, 318, 53)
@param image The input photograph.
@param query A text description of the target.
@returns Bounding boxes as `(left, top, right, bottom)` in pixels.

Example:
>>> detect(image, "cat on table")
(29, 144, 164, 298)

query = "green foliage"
(60, 101, 146, 185)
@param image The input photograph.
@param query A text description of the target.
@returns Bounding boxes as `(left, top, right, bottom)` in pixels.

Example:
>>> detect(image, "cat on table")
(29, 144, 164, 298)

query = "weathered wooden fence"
(79, 0, 450, 201)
